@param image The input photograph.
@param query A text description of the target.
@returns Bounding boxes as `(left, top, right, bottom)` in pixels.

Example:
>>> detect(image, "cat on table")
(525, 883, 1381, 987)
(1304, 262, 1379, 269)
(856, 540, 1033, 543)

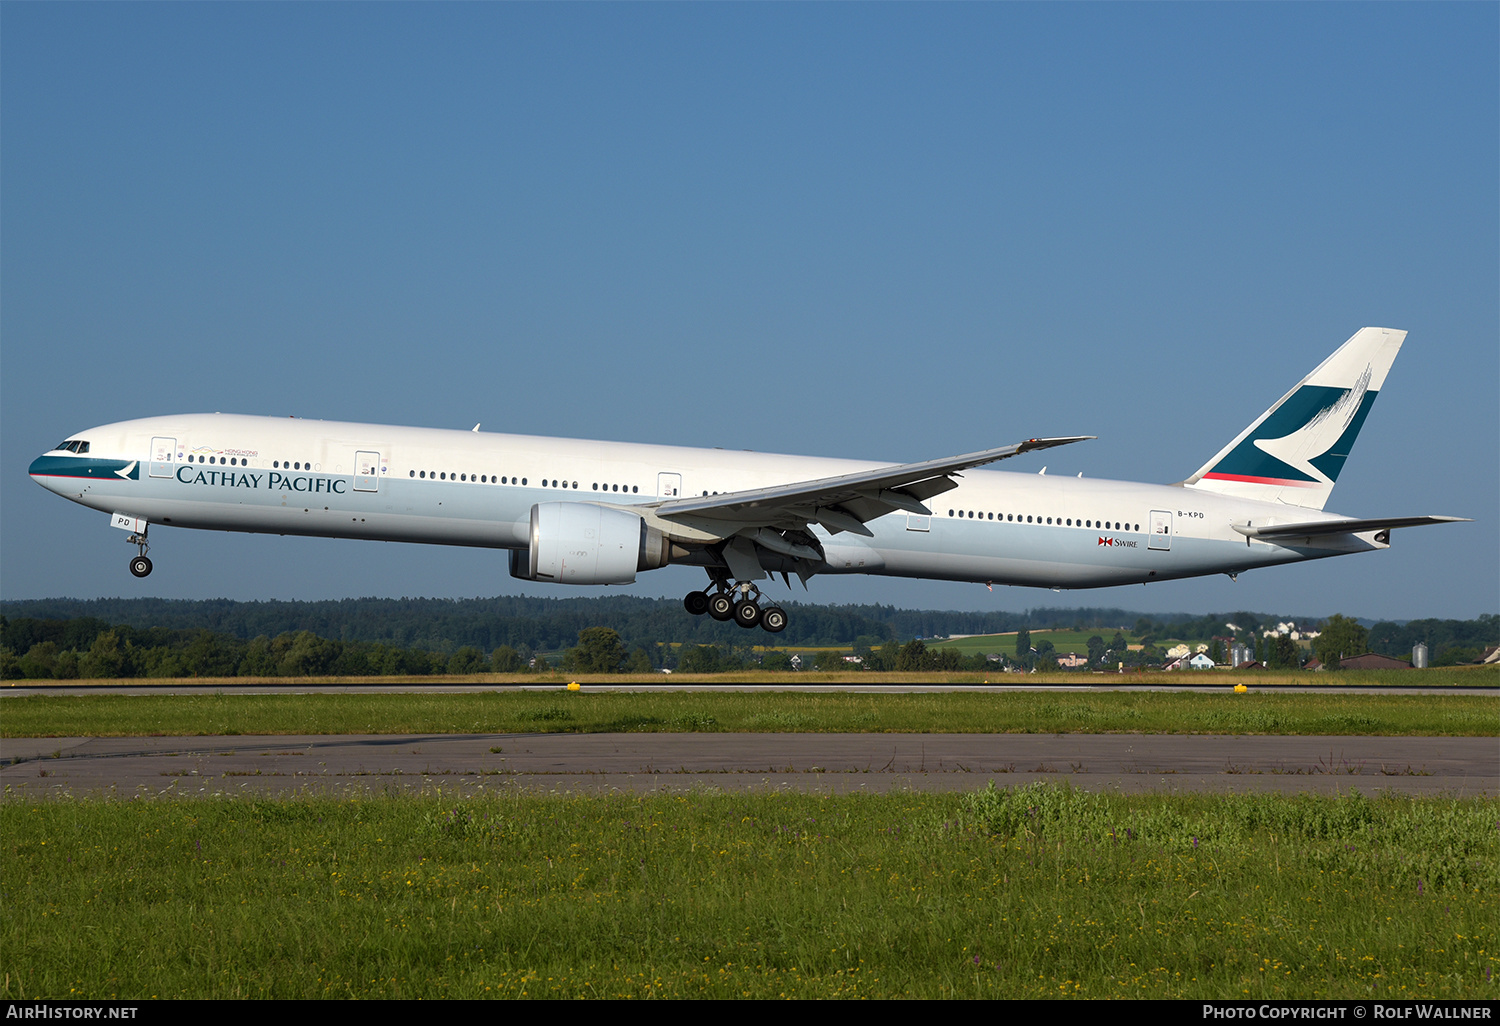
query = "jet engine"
(509, 501, 677, 585)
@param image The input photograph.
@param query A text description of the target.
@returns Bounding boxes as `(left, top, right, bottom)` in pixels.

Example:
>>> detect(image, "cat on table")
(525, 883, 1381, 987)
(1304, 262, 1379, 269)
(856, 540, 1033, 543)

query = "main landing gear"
(127, 527, 152, 577)
(683, 576, 787, 633)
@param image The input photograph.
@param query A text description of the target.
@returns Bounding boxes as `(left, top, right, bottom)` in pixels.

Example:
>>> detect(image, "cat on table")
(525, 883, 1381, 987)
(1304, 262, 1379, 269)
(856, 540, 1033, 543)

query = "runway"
(2, 732, 1494, 797)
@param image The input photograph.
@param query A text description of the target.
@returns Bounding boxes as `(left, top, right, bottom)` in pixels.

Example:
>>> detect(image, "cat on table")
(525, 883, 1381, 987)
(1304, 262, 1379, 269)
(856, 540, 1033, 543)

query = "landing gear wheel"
(707, 592, 735, 621)
(129, 555, 153, 578)
(760, 606, 788, 634)
(684, 591, 710, 616)
(733, 599, 762, 629)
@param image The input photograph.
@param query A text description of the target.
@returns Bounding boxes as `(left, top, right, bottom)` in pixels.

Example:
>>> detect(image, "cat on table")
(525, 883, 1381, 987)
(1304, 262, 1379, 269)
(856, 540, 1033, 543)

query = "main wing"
(648, 436, 1091, 551)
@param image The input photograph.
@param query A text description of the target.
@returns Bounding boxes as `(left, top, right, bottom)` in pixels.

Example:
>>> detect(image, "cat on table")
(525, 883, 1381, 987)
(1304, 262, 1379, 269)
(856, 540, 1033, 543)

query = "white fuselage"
(29, 413, 1382, 591)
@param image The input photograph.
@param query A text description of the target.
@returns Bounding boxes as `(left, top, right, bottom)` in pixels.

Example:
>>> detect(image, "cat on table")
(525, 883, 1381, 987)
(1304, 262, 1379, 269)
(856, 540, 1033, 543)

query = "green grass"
(932, 628, 1126, 655)
(4, 787, 1495, 999)
(2, 689, 1496, 738)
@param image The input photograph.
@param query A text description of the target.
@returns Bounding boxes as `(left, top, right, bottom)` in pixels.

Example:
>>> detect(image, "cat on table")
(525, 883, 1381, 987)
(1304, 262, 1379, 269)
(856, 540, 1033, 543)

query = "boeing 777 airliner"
(29, 327, 1467, 632)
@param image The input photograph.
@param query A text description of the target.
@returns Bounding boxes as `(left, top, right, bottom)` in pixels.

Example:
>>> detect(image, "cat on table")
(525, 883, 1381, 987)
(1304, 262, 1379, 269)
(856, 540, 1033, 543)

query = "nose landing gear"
(683, 575, 787, 633)
(126, 528, 152, 577)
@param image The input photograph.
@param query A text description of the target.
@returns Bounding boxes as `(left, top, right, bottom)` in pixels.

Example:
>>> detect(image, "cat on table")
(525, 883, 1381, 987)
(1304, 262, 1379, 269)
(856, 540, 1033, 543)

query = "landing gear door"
(149, 437, 177, 479)
(1149, 509, 1172, 550)
(657, 472, 681, 498)
(354, 451, 381, 493)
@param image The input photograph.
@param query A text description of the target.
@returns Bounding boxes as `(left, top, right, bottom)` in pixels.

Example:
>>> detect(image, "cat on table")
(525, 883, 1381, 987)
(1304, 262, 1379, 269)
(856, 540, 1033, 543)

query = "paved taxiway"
(3, 733, 1493, 797)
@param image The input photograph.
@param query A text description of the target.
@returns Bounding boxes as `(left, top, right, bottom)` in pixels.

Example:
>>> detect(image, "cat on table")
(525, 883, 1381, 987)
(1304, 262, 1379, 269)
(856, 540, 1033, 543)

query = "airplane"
(28, 327, 1467, 633)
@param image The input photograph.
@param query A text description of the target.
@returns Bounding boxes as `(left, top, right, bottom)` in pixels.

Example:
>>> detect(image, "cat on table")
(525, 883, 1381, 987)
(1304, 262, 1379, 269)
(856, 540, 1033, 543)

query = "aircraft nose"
(29, 452, 70, 493)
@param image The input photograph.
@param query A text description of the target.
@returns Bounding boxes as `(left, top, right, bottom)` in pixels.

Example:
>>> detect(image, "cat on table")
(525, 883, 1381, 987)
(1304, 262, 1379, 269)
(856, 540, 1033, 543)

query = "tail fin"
(1182, 327, 1405, 510)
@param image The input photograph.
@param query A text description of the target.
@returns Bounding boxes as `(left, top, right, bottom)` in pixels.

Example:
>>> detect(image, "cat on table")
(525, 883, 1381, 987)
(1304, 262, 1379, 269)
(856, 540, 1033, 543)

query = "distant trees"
(896, 640, 930, 672)
(79, 631, 129, 678)
(1314, 615, 1369, 670)
(1266, 635, 1302, 669)
(813, 650, 847, 672)
(1, 606, 1492, 680)
(447, 647, 489, 675)
(1086, 635, 1106, 667)
(1368, 615, 1497, 664)
(761, 651, 794, 672)
(563, 628, 627, 674)
(676, 645, 726, 674)
(491, 646, 526, 674)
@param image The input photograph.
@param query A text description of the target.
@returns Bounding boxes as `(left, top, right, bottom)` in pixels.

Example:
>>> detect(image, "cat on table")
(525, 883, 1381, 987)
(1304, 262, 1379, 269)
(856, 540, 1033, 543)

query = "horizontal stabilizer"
(1231, 515, 1470, 540)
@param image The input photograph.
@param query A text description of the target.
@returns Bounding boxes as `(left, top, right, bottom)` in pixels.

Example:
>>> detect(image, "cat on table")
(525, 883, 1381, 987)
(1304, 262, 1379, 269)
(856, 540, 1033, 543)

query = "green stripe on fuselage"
(28, 455, 139, 480)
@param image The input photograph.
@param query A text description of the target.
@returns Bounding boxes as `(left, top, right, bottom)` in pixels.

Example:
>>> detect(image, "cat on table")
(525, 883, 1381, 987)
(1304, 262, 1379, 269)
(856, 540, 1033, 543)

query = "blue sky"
(3, 3, 1495, 621)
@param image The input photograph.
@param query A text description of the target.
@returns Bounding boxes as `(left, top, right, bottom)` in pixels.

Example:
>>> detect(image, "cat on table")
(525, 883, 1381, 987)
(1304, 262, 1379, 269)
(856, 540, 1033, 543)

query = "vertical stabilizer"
(1181, 327, 1405, 510)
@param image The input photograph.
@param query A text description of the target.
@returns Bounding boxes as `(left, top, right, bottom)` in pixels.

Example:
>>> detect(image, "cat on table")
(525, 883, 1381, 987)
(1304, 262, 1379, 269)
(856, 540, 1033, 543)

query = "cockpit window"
(55, 440, 89, 453)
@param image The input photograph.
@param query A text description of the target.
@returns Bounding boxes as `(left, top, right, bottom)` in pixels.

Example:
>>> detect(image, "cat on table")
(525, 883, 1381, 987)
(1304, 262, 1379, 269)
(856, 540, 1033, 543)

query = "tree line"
(1, 596, 1353, 653)
(0, 617, 999, 679)
(1, 606, 1490, 679)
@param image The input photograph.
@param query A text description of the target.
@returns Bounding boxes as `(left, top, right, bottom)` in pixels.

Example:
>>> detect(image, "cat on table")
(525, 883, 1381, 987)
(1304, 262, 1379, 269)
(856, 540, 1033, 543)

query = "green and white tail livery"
(1183, 327, 1405, 511)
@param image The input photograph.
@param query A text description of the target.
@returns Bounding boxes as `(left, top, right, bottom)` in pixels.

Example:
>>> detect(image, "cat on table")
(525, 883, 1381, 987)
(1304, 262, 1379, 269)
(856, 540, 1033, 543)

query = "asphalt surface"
(3, 732, 1494, 797)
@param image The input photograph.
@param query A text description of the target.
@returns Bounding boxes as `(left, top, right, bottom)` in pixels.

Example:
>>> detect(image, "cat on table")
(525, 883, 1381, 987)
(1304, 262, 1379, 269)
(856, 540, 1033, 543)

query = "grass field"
(6, 675, 1493, 1000)
(2, 688, 1496, 738)
(931, 628, 1130, 655)
(7, 666, 1491, 688)
(3, 787, 1494, 999)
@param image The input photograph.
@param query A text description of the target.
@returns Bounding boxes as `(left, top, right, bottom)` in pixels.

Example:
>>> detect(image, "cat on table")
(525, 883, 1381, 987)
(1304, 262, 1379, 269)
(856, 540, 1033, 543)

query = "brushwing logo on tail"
(1203, 365, 1377, 488)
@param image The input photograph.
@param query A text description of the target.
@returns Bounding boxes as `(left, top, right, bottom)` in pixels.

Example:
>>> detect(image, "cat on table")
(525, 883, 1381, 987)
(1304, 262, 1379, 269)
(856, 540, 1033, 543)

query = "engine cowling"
(509, 502, 674, 585)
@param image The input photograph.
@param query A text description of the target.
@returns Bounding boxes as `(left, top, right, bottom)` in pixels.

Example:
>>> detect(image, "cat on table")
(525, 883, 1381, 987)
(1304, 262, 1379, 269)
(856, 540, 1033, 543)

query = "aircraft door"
(354, 451, 381, 492)
(657, 473, 681, 498)
(1149, 509, 1172, 550)
(149, 437, 177, 478)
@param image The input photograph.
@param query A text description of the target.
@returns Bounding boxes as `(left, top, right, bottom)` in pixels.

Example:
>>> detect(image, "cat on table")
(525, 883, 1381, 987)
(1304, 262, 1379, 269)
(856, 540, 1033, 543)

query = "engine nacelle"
(509, 502, 674, 585)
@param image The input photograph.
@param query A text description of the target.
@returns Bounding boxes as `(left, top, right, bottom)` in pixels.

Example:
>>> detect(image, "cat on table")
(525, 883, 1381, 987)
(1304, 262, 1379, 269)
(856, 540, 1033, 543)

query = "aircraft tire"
(683, 591, 710, 616)
(707, 593, 734, 621)
(760, 606, 788, 634)
(733, 599, 762, 629)
(129, 556, 153, 578)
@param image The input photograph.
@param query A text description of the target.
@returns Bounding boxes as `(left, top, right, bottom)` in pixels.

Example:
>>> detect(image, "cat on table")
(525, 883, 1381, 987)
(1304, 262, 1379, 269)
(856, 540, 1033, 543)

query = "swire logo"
(1098, 537, 1113, 546)
(1097, 536, 1138, 548)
